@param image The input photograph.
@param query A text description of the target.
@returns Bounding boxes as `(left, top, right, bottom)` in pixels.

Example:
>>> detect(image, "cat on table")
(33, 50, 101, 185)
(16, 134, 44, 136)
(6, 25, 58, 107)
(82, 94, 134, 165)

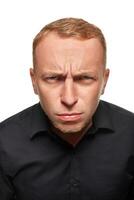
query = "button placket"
(69, 149, 81, 200)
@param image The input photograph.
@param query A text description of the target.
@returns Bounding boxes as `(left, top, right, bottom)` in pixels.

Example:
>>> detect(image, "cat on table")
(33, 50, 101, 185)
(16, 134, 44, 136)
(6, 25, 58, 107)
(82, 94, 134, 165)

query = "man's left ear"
(101, 68, 110, 95)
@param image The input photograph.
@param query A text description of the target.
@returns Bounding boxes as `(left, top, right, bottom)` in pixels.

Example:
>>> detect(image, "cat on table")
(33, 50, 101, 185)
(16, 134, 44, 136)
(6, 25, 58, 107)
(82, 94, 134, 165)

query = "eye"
(81, 75, 93, 80)
(45, 76, 59, 83)
(44, 75, 65, 83)
(75, 75, 94, 81)
(46, 76, 58, 80)
(74, 75, 96, 85)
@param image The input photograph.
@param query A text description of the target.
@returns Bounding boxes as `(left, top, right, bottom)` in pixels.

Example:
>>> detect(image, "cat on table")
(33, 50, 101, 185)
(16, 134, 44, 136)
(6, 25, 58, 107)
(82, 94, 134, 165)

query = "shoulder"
(0, 103, 41, 162)
(0, 103, 39, 135)
(100, 100, 134, 126)
(101, 100, 134, 117)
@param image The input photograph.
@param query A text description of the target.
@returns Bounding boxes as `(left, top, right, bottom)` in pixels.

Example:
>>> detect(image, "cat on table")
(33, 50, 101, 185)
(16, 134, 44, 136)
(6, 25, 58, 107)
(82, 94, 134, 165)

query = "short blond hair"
(33, 18, 106, 67)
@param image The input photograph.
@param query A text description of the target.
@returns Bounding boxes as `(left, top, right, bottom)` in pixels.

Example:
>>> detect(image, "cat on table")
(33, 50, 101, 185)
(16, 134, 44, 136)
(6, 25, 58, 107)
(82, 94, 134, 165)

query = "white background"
(0, 0, 134, 121)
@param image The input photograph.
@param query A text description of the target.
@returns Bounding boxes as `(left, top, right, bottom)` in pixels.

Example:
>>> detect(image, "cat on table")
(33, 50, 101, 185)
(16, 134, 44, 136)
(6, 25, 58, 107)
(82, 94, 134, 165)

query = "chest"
(11, 141, 133, 200)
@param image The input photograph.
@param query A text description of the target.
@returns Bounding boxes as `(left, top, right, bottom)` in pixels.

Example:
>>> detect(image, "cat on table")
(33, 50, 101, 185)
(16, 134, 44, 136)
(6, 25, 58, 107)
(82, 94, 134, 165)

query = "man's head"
(32, 18, 107, 67)
(30, 17, 109, 134)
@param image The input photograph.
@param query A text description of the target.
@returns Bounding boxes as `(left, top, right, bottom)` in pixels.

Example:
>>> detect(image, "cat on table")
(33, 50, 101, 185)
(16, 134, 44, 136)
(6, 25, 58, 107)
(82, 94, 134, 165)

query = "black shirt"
(0, 100, 134, 200)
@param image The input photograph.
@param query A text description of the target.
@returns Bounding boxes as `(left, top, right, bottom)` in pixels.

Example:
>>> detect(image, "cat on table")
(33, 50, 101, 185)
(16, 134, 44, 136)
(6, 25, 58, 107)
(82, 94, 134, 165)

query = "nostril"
(60, 80, 78, 106)
(61, 97, 78, 107)
(61, 88, 78, 106)
(61, 91, 78, 107)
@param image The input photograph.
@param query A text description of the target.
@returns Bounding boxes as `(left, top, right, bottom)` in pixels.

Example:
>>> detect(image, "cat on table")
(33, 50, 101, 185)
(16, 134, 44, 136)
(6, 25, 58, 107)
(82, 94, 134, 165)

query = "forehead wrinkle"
(63, 56, 86, 75)
(42, 46, 96, 75)
(47, 63, 94, 76)
(54, 47, 84, 68)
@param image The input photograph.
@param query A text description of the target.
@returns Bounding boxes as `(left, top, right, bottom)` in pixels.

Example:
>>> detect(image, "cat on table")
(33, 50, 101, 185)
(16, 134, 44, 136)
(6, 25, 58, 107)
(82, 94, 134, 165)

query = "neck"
(51, 122, 92, 147)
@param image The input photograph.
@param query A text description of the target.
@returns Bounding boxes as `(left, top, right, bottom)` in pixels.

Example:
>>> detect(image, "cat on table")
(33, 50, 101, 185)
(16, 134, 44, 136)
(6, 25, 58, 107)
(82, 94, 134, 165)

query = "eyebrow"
(40, 71, 98, 81)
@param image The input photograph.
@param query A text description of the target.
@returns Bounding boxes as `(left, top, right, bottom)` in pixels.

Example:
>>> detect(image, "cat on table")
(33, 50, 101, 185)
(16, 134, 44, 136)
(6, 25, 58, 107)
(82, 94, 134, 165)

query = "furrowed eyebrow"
(40, 72, 64, 77)
(73, 72, 97, 78)
(40, 70, 97, 78)
(74, 69, 96, 74)
(75, 72, 95, 75)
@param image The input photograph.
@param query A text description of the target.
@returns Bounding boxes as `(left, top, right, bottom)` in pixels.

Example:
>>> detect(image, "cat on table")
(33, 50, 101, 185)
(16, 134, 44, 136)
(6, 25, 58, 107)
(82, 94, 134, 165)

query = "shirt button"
(70, 178, 79, 187)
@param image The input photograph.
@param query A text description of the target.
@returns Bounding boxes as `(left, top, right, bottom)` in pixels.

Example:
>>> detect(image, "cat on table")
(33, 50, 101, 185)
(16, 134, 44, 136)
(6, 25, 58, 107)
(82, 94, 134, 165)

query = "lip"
(56, 113, 82, 122)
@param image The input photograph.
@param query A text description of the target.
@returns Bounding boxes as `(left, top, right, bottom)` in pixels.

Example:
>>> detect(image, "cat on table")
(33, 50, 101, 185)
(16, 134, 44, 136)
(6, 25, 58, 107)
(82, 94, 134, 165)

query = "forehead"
(35, 33, 104, 71)
(36, 32, 103, 52)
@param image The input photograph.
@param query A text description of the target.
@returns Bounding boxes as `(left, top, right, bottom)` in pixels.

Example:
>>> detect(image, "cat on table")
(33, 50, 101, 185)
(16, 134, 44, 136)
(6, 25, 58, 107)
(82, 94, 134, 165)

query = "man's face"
(30, 33, 109, 134)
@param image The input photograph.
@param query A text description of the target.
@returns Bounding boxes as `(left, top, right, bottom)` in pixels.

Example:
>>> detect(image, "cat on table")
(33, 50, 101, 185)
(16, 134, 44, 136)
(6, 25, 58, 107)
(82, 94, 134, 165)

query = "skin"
(30, 32, 109, 146)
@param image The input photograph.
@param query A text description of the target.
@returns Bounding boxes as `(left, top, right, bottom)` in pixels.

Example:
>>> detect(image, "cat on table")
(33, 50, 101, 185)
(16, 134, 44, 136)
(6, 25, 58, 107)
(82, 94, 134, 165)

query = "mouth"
(56, 113, 83, 122)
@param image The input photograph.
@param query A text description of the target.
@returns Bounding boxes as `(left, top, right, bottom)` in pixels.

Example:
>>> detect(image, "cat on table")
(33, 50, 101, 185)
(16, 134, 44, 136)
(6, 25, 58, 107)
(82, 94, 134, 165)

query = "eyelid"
(74, 74, 95, 80)
(43, 74, 66, 82)
(41, 73, 97, 82)
(42, 73, 62, 78)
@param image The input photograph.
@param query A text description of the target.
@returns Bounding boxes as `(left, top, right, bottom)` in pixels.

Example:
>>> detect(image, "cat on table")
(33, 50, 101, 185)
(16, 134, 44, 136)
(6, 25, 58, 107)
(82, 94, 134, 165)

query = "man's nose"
(60, 79, 78, 107)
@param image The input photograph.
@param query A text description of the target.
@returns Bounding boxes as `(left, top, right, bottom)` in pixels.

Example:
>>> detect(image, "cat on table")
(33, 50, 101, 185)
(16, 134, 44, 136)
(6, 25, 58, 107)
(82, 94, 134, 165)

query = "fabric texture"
(0, 100, 134, 200)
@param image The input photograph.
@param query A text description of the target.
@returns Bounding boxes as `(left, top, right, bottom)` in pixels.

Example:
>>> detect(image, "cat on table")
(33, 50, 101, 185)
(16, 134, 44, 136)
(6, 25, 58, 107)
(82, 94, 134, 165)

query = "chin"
(53, 122, 85, 134)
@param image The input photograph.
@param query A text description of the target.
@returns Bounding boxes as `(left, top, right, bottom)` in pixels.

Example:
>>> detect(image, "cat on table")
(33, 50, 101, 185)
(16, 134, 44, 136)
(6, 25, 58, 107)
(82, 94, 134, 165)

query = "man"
(0, 18, 134, 200)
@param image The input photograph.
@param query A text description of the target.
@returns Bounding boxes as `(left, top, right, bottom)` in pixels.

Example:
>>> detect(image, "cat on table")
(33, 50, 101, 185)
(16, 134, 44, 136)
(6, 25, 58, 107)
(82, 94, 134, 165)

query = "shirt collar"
(88, 100, 115, 135)
(30, 100, 115, 139)
(30, 103, 51, 139)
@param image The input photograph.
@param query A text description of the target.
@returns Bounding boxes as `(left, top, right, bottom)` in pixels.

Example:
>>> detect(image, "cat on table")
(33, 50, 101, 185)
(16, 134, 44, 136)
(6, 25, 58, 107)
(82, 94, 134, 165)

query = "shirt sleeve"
(0, 167, 16, 200)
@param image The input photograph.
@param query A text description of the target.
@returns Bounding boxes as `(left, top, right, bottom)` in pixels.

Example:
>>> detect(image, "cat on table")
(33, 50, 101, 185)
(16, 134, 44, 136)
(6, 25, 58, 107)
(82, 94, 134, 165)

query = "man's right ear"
(29, 68, 38, 95)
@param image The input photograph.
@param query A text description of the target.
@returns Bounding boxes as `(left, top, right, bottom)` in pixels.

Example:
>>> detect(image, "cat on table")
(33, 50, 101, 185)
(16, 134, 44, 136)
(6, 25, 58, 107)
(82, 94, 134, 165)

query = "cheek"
(37, 85, 60, 109)
(79, 83, 103, 101)
(80, 85, 102, 118)
(39, 93, 56, 118)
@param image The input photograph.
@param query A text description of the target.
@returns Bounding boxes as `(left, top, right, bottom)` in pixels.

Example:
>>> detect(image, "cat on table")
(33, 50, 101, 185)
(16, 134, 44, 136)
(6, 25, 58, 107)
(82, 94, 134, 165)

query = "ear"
(29, 68, 38, 95)
(101, 68, 110, 95)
